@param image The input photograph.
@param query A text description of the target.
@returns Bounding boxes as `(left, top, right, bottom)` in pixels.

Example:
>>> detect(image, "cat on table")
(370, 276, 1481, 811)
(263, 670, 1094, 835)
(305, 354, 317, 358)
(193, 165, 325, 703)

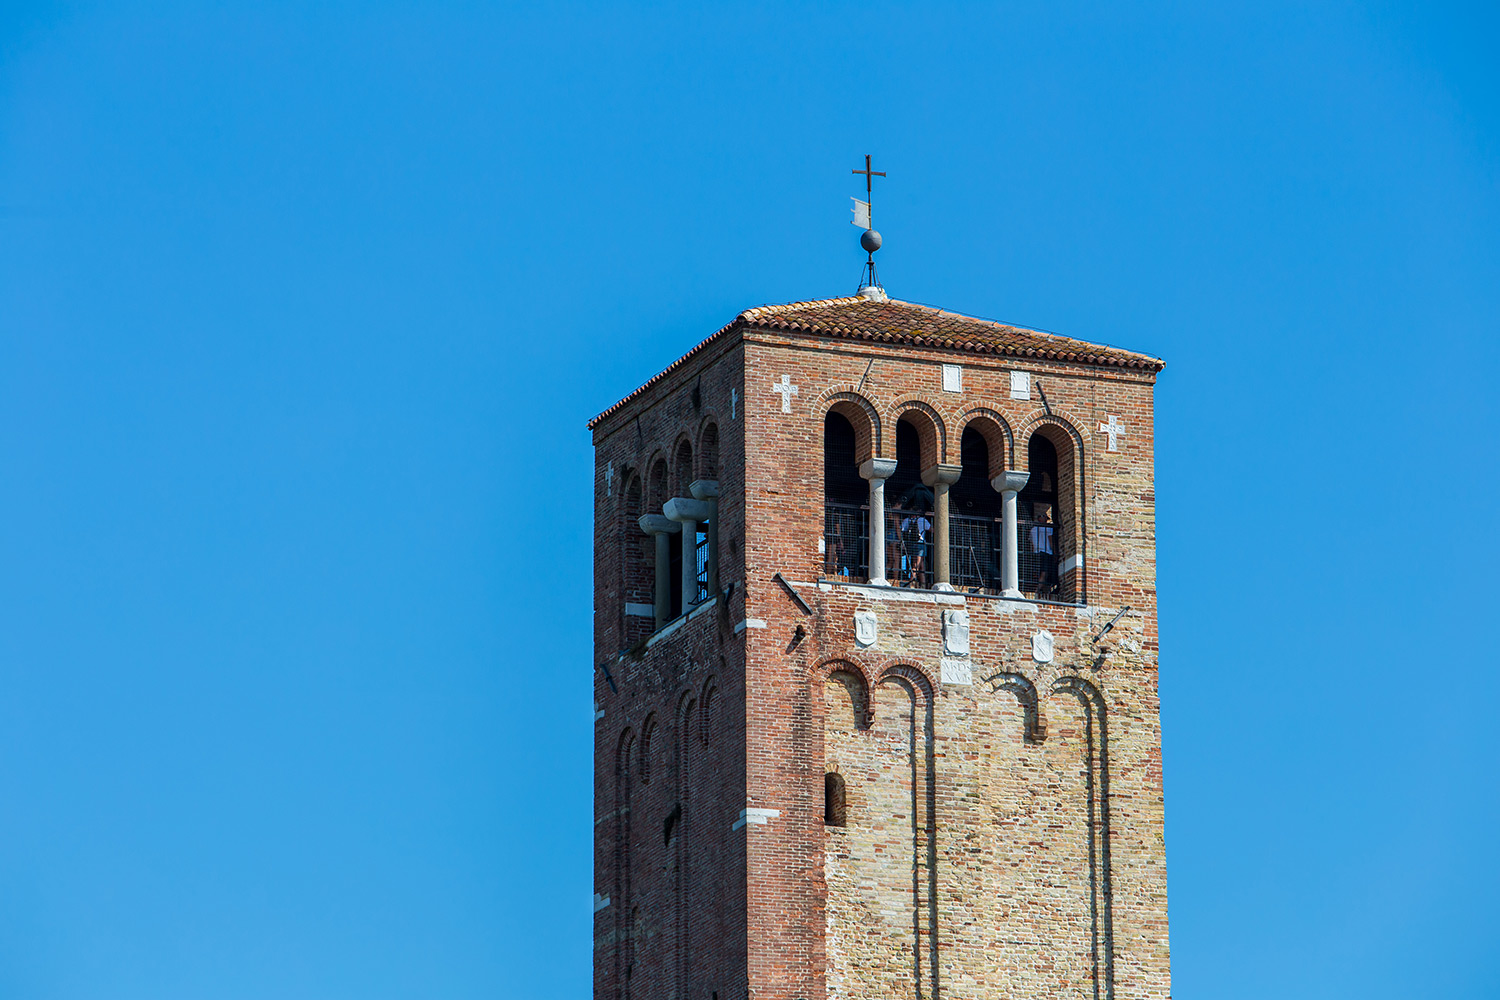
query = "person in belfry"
(898, 484, 934, 588)
(1030, 503, 1056, 596)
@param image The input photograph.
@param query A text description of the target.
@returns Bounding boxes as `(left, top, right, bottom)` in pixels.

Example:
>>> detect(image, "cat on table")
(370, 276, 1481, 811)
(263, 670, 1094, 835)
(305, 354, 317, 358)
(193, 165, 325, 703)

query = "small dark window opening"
(663, 802, 682, 846)
(1020, 435, 1060, 598)
(824, 772, 847, 827)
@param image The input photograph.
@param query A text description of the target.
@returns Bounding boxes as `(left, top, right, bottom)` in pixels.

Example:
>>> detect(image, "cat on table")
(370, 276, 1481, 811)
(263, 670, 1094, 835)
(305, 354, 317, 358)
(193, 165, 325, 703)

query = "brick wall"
(593, 316, 1170, 999)
(593, 340, 751, 1000)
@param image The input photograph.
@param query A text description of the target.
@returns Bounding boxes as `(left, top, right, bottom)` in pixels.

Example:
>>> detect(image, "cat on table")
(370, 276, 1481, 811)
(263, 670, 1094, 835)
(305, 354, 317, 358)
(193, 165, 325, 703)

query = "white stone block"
(1032, 629, 1055, 663)
(940, 658, 972, 685)
(943, 609, 970, 656)
(1010, 370, 1031, 400)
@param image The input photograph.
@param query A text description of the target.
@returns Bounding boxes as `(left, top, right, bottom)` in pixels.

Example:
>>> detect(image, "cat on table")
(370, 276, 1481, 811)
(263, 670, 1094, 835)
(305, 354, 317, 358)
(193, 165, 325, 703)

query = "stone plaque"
(943, 609, 970, 656)
(940, 658, 973, 685)
(1031, 629, 1054, 664)
(854, 610, 877, 648)
(1010, 370, 1030, 400)
(942, 363, 962, 393)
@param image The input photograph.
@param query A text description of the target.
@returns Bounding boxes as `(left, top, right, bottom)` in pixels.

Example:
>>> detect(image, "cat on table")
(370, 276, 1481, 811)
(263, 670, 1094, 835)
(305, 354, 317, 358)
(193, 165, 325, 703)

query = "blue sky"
(1, 2, 1496, 997)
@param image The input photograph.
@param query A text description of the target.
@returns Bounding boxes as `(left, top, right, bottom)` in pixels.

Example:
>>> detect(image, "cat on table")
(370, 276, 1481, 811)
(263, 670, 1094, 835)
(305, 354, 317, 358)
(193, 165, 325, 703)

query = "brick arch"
(671, 437, 695, 497)
(811, 653, 878, 692)
(646, 453, 671, 510)
(674, 685, 698, 724)
(877, 661, 936, 704)
(988, 671, 1045, 742)
(639, 712, 658, 784)
(1047, 673, 1115, 998)
(1015, 406, 1088, 454)
(620, 471, 650, 642)
(871, 660, 939, 995)
(669, 686, 697, 990)
(814, 656, 874, 732)
(617, 725, 636, 773)
(1017, 409, 1088, 602)
(695, 416, 721, 480)
(613, 725, 637, 1000)
(816, 387, 882, 465)
(888, 397, 948, 468)
(698, 676, 717, 746)
(957, 405, 1016, 479)
(619, 467, 642, 510)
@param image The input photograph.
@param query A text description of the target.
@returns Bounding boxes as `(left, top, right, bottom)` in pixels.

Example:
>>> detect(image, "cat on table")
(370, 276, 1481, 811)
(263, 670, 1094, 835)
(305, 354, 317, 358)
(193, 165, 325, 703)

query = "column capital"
(639, 514, 681, 535)
(689, 479, 720, 501)
(663, 497, 713, 523)
(991, 470, 1030, 495)
(859, 458, 898, 481)
(922, 463, 962, 487)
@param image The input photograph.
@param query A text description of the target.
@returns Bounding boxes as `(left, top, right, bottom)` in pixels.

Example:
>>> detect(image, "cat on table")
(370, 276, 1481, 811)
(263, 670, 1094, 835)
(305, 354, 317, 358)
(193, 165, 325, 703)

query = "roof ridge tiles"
(587, 293, 1163, 429)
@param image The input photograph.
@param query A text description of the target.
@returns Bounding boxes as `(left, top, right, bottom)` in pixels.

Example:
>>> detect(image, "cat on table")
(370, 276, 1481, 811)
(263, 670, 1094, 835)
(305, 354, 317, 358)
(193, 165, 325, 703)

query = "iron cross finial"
(852, 154, 886, 201)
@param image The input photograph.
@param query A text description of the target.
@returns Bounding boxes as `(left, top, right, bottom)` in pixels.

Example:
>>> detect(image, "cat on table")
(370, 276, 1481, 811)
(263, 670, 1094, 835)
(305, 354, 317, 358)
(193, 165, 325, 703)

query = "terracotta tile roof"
(588, 294, 1163, 429)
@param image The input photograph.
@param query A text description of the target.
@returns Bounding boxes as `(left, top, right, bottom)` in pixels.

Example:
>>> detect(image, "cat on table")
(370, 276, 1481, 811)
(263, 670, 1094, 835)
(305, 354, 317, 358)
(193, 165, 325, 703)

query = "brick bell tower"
(590, 277, 1170, 999)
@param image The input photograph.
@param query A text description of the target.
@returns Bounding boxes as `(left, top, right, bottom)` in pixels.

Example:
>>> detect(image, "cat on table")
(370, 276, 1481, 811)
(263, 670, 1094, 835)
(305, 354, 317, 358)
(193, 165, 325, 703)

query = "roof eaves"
(585, 315, 750, 430)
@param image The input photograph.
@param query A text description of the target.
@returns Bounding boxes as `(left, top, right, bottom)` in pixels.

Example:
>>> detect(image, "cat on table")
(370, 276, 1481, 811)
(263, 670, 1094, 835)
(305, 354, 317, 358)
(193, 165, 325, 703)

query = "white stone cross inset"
(731, 388, 738, 419)
(770, 374, 799, 414)
(1099, 414, 1126, 452)
(605, 460, 614, 496)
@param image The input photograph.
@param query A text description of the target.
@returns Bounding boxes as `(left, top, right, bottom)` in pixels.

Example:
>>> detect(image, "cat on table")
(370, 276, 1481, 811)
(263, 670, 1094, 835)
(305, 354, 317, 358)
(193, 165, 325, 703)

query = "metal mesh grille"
(886, 507, 933, 589)
(824, 503, 868, 579)
(823, 504, 1069, 600)
(695, 527, 710, 604)
(1019, 516, 1059, 600)
(950, 514, 1000, 591)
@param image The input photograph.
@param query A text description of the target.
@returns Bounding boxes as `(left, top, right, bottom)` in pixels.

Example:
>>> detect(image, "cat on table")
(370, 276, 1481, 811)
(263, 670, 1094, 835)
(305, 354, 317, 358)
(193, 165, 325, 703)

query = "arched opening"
(887, 418, 934, 588)
(698, 423, 719, 480)
(950, 426, 1001, 591)
(614, 729, 636, 998)
(823, 411, 867, 579)
(671, 440, 706, 607)
(645, 458, 683, 623)
(825, 668, 869, 731)
(639, 714, 657, 785)
(673, 440, 693, 497)
(622, 473, 651, 640)
(824, 772, 847, 827)
(648, 459, 669, 510)
(1020, 434, 1060, 599)
(1025, 422, 1083, 602)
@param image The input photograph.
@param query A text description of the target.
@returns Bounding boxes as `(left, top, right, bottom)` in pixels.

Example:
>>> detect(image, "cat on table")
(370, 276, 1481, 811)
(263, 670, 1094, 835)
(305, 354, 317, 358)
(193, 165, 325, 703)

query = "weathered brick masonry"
(591, 293, 1170, 999)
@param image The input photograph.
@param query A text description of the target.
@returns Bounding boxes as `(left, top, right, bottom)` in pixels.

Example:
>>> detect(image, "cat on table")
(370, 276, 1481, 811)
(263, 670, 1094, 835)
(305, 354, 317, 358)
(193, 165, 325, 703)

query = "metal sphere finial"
(861, 229, 882, 254)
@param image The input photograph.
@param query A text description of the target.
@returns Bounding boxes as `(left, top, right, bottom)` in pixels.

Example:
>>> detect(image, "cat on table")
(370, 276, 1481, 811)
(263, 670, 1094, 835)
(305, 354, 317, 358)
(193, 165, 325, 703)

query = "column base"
(1001, 587, 1024, 599)
(867, 577, 889, 588)
(933, 582, 955, 592)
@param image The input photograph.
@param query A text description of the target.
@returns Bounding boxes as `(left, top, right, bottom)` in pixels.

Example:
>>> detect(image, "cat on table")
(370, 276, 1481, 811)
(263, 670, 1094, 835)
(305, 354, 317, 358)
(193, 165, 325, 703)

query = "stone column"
(991, 471, 1030, 598)
(664, 497, 713, 611)
(859, 458, 898, 586)
(638, 514, 681, 630)
(690, 480, 720, 598)
(923, 464, 963, 590)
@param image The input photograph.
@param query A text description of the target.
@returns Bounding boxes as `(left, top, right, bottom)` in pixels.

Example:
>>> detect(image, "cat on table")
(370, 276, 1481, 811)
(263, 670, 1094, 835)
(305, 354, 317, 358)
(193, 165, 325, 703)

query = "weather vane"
(850, 154, 886, 295)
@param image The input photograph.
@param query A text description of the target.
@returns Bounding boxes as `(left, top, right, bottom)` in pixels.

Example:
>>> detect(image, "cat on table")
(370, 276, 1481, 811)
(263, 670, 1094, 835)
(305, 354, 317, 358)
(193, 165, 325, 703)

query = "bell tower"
(590, 287, 1169, 999)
